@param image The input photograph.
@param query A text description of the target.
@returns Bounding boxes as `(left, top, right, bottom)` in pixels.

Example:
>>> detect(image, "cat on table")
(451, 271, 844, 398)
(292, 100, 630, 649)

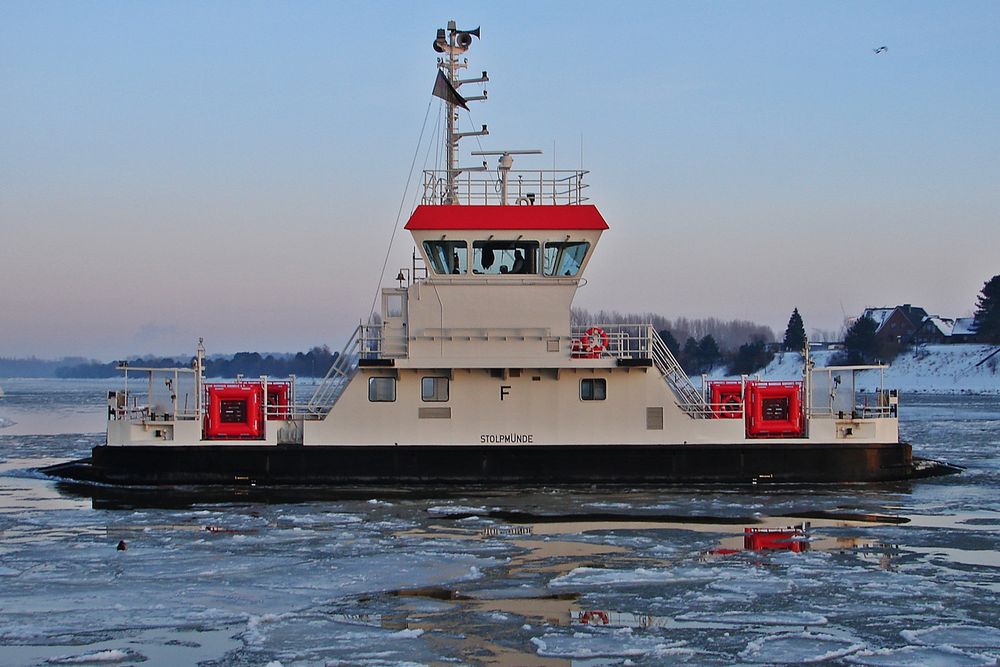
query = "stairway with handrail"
(648, 326, 709, 417)
(306, 326, 363, 414)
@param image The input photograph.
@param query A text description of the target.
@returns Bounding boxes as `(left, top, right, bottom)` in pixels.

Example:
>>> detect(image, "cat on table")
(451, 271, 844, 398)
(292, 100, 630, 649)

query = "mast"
(433, 21, 488, 204)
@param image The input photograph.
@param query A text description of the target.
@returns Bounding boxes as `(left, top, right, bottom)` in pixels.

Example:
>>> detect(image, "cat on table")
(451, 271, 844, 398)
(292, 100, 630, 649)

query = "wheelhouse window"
(421, 377, 449, 402)
(423, 240, 467, 275)
(368, 377, 396, 402)
(580, 378, 606, 401)
(472, 240, 539, 275)
(543, 241, 590, 277)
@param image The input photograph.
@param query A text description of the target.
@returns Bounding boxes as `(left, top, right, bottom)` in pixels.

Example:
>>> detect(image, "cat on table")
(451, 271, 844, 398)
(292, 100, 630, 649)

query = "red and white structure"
(46, 20, 957, 488)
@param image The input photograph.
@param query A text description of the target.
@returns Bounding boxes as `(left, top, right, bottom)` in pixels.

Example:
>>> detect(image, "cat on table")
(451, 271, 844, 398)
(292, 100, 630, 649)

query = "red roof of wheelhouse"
(404, 204, 609, 231)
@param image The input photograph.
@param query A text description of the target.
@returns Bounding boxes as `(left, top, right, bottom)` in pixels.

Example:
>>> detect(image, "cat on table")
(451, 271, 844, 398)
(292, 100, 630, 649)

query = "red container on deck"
(205, 384, 263, 439)
(745, 381, 803, 437)
(243, 382, 291, 420)
(709, 381, 744, 419)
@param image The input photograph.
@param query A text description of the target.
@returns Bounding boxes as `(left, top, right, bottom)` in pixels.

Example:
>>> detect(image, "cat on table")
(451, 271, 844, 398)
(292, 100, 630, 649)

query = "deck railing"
(422, 169, 589, 206)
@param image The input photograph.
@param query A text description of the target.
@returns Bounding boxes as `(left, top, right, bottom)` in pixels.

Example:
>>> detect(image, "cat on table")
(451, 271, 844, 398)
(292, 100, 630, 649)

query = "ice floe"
(676, 611, 828, 626)
(44, 648, 146, 664)
(846, 644, 998, 666)
(549, 566, 714, 588)
(739, 632, 865, 663)
(901, 624, 1000, 648)
(531, 631, 689, 659)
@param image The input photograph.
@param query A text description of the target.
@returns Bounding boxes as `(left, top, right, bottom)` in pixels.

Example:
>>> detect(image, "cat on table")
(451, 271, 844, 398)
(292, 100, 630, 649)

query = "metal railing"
(648, 328, 709, 417)
(359, 324, 408, 359)
(569, 323, 653, 360)
(569, 324, 708, 417)
(422, 169, 589, 206)
(113, 364, 201, 423)
(306, 326, 363, 415)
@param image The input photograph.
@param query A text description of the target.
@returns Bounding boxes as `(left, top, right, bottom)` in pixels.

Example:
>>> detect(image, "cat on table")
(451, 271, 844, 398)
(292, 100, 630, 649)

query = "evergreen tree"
(843, 315, 879, 364)
(973, 274, 1000, 344)
(681, 336, 699, 370)
(658, 329, 680, 357)
(697, 335, 721, 371)
(782, 307, 807, 351)
(728, 339, 774, 375)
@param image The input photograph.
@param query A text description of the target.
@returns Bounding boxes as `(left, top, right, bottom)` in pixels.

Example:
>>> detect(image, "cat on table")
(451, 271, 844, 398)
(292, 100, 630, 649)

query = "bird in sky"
(873, 46, 888, 54)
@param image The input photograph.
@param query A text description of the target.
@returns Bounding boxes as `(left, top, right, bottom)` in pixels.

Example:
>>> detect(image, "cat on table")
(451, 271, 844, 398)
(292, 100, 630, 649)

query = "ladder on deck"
(306, 326, 363, 414)
(648, 327, 709, 417)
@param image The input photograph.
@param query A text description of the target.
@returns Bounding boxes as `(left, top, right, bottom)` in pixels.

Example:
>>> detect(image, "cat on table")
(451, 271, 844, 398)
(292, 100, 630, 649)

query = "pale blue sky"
(2, 2, 997, 358)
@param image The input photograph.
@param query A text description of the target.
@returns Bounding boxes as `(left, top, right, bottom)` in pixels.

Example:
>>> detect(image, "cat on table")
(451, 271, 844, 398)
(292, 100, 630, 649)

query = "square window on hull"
(421, 377, 449, 402)
(581, 378, 606, 401)
(369, 377, 396, 402)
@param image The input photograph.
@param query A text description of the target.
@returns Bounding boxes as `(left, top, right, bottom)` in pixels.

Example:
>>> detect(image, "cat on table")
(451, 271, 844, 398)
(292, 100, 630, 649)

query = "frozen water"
(676, 611, 828, 626)
(531, 630, 689, 658)
(739, 632, 865, 663)
(549, 565, 716, 588)
(901, 624, 1000, 648)
(1, 384, 999, 665)
(846, 644, 998, 666)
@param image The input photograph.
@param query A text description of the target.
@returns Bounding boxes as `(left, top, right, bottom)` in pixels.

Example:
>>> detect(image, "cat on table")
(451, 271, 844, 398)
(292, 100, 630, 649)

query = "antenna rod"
(433, 21, 485, 204)
(445, 21, 458, 204)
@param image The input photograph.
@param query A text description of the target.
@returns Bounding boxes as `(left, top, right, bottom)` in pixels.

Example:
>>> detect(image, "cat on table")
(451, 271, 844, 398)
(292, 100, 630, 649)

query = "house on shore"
(911, 316, 979, 345)
(861, 304, 929, 346)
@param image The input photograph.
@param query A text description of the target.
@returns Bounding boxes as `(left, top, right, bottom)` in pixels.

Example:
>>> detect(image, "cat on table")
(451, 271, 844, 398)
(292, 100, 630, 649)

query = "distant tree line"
(206, 347, 336, 378)
(0, 357, 89, 378)
(48, 346, 339, 379)
(571, 307, 779, 375)
(571, 309, 775, 352)
(657, 330, 775, 375)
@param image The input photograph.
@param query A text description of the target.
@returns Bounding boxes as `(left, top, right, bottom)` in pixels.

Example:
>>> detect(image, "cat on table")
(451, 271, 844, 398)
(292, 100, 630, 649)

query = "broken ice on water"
(0, 391, 999, 665)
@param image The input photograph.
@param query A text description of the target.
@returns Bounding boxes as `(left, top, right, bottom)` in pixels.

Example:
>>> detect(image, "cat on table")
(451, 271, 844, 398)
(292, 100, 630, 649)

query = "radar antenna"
(471, 150, 543, 205)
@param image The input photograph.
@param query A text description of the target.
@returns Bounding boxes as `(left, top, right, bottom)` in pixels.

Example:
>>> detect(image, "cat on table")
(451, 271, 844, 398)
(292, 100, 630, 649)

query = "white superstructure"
(103, 21, 902, 467)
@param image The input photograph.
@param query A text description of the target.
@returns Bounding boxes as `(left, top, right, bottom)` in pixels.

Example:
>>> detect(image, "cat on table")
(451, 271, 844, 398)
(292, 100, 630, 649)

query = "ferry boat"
(44, 22, 957, 488)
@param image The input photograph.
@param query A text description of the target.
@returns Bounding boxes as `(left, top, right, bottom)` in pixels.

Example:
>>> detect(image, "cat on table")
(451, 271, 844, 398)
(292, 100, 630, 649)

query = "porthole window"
(421, 377, 449, 402)
(368, 377, 396, 402)
(581, 378, 606, 401)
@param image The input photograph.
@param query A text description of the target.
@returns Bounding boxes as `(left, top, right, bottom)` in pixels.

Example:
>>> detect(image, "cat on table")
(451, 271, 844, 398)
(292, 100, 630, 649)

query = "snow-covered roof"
(923, 316, 955, 336)
(862, 305, 929, 333)
(862, 308, 894, 330)
(952, 317, 978, 336)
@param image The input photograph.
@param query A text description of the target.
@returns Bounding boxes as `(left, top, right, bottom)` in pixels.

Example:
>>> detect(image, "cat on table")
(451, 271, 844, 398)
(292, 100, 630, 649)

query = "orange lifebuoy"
(580, 610, 610, 625)
(583, 327, 609, 355)
(721, 396, 741, 417)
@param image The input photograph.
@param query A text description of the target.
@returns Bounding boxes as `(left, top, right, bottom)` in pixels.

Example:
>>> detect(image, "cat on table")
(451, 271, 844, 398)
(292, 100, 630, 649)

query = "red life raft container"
(242, 381, 290, 420)
(709, 381, 744, 419)
(204, 384, 263, 439)
(745, 381, 803, 437)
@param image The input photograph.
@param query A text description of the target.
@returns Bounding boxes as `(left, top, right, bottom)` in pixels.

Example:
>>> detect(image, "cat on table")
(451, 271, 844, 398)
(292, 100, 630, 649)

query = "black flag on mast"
(432, 70, 469, 110)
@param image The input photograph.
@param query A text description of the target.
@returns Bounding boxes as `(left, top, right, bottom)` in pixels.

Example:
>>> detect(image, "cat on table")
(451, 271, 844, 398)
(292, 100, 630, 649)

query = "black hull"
(40, 441, 960, 489)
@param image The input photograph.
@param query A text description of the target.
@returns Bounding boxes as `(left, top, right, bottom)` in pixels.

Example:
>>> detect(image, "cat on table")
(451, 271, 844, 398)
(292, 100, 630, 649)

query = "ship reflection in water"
(308, 512, 905, 664)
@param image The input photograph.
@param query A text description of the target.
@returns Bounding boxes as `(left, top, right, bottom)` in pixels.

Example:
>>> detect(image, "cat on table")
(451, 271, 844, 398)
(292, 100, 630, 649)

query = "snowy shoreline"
(704, 344, 1000, 395)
